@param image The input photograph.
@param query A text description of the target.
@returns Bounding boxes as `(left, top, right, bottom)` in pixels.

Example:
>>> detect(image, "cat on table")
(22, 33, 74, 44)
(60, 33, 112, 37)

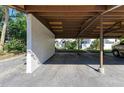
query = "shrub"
(4, 38, 26, 52)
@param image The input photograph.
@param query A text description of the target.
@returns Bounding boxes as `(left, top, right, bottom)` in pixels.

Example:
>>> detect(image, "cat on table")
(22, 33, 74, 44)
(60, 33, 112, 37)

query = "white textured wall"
(27, 14, 55, 73)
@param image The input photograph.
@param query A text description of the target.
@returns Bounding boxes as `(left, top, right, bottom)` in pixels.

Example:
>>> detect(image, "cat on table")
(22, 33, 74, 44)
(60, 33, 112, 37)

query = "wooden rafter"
(25, 5, 106, 13)
(104, 21, 122, 34)
(10, 5, 124, 38)
(77, 5, 123, 37)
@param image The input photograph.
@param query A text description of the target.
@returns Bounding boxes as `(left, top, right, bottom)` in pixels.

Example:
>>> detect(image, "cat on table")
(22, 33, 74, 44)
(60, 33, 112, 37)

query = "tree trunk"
(0, 6, 9, 51)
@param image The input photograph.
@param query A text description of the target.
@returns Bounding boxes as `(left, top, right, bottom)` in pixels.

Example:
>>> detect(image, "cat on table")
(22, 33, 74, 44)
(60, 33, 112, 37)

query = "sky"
(9, 8, 16, 16)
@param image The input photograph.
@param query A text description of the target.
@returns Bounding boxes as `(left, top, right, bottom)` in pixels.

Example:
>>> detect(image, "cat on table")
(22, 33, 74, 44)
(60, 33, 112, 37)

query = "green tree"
(4, 10, 26, 52)
(88, 39, 100, 50)
(0, 6, 9, 51)
(0, 6, 4, 22)
(0, 6, 26, 53)
(8, 11, 26, 43)
(119, 37, 124, 42)
(65, 40, 77, 50)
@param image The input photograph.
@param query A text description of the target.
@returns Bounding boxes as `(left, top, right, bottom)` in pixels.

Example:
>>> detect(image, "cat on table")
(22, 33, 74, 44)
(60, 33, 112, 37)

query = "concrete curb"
(0, 54, 26, 63)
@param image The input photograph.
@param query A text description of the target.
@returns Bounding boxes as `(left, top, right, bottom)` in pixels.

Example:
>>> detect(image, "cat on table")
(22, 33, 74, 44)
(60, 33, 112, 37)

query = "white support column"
(98, 16, 105, 74)
(26, 14, 33, 73)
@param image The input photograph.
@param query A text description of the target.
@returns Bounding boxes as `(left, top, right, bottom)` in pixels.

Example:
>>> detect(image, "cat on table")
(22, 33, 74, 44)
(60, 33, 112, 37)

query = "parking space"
(0, 52, 124, 87)
(45, 52, 124, 65)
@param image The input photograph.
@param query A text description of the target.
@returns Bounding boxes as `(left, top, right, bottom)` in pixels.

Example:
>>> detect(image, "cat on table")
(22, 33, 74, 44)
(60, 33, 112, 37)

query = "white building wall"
(27, 14, 55, 73)
(81, 39, 119, 50)
(104, 39, 119, 50)
(81, 39, 95, 49)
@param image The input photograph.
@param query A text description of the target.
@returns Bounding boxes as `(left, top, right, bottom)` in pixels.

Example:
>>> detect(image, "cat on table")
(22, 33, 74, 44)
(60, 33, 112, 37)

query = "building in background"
(81, 39, 120, 50)
(81, 39, 95, 49)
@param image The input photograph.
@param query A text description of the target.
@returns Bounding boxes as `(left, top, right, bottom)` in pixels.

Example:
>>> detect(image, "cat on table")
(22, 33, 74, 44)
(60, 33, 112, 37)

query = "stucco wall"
(27, 14, 55, 73)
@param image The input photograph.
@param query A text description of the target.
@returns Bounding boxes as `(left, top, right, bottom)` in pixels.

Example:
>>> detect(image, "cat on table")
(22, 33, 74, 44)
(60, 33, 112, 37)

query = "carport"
(11, 5, 124, 73)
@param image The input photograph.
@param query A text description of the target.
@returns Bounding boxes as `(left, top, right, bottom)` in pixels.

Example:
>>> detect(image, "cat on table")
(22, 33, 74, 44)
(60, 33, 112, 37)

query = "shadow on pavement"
(44, 52, 124, 65)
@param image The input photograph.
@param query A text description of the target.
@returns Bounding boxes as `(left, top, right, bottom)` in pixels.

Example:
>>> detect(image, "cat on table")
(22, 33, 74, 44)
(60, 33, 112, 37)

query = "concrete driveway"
(0, 52, 124, 87)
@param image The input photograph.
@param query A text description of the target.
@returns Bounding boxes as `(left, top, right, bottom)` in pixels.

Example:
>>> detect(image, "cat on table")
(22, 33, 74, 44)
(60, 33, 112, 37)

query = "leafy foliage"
(7, 11, 26, 43)
(0, 6, 27, 53)
(88, 39, 100, 50)
(119, 37, 124, 42)
(0, 6, 4, 36)
(65, 40, 77, 50)
(4, 38, 26, 52)
(0, 6, 4, 22)
(5, 11, 26, 52)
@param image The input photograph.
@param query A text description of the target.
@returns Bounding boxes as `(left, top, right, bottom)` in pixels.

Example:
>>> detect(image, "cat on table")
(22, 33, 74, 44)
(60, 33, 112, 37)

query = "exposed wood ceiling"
(11, 5, 124, 38)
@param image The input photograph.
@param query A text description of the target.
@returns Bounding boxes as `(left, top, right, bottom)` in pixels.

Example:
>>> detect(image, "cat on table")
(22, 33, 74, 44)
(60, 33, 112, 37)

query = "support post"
(78, 38, 79, 51)
(98, 16, 105, 74)
(77, 38, 80, 55)
(26, 14, 32, 73)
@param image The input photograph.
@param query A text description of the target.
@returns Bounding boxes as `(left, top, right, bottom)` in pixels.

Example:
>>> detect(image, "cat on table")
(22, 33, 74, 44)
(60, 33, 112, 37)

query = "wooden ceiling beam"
(106, 6, 124, 12)
(77, 5, 123, 37)
(33, 12, 97, 17)
(25, 5, 106, 13)
(9, 5, 25, 12)
(11, 5, 124, 38)
(104, 21, 122, 34)
(53, 29, 77, 31)
(104, 12, 124, 16)
(45, 17, 87, 20)
(34, 12, 124, 17)
(44, 16, 124, 19)
(55, 35, 121, 38)
(17, 5, 124, 13)
(49, 19, 122, 22)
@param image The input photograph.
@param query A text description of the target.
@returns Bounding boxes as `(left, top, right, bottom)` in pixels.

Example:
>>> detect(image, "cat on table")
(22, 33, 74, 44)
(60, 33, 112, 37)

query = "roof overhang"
(10, 5, 124, 38)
